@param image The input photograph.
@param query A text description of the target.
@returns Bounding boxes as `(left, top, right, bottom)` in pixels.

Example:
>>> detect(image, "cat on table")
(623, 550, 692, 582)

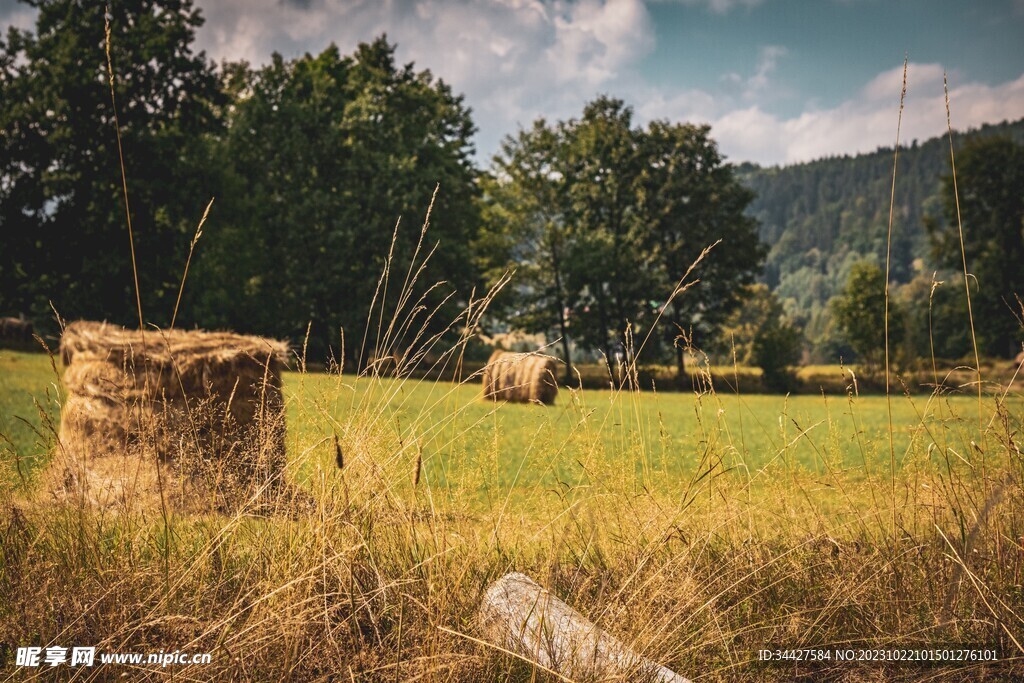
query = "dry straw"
(48, 320, 302, 512)
(481, 350, 558, 405)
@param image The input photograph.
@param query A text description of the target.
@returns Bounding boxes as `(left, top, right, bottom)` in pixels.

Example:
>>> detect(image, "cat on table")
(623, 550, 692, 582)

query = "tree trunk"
(676, 343, 686, 377)
(550, 243, 574, 385)
(559, 329, 574, 386)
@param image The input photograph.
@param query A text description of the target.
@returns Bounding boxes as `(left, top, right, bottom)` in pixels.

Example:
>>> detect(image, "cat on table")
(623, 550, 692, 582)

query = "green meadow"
(3, 348, 1009, 504)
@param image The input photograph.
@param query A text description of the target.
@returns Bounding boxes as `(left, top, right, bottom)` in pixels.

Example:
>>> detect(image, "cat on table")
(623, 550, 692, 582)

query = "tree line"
(2, 0, 1021, 383)
(741, 118, 1024, 362)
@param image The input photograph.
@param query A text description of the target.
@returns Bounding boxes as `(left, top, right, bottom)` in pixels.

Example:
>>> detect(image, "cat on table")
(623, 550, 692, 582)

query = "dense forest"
(739, 118, 1024, 356)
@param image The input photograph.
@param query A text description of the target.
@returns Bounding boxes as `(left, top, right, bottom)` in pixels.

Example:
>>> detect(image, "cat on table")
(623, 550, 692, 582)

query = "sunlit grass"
(2, 336, 1022, 681)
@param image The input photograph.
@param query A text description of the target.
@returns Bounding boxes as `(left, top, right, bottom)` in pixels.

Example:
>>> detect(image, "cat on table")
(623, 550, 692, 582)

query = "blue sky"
(3, 0, 1023, 165)
(641, 0, 1024, 118)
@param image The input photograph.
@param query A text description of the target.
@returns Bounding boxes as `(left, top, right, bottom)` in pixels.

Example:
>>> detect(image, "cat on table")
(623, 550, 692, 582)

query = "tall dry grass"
(1, 47, 1022, 683)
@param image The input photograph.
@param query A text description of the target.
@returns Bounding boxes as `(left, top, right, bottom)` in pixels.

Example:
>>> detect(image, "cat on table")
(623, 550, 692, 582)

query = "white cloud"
(633, 59, 1024, 166)
(634, 86, 719, 124)
(5, 1, 1022, 167)
(192, 0, 654, 158)
(861, 61, 944, 101)
(633, 43, 789, 143)
(747, 44, 786, 93)
(702, 63, 1024, 165)
(713, 44, 787, 101)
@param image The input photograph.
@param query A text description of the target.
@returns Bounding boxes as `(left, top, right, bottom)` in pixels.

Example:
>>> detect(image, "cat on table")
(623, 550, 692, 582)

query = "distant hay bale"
(0, 316, 34, 349)
(482, 350, 558, 405)
(47, 320, 307, 514)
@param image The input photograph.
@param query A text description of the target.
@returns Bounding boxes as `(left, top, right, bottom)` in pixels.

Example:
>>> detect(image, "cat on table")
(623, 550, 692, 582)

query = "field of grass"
(3, 348, 1014, 501)
(2, 347, 1023, 680)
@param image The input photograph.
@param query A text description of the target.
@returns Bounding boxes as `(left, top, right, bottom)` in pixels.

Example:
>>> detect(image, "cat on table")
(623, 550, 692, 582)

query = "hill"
(737, 118, 1024, 353)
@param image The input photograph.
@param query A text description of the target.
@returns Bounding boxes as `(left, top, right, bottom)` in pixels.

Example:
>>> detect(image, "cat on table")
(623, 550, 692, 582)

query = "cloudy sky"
(3, 0, 1024, 166)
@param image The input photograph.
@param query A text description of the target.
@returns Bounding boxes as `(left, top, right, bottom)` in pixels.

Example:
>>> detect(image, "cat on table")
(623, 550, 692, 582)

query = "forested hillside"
(738, 118, 1024, 352)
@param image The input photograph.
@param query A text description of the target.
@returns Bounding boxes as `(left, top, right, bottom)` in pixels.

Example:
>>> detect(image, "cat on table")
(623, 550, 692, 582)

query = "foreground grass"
(2, 349, 1023, 680)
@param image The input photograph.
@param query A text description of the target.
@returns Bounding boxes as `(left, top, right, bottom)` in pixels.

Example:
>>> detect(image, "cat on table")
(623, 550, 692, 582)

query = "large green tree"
(638, 121, 763, 373)
(561, 98, 661, 365)
(483, 98, 656, 372)
(482, 98, 763, 375)
(193, 38, 480, 361)
(930, 135, 1024, 357)
(0, 0, 224, 331)
(478, 121, 578, 381)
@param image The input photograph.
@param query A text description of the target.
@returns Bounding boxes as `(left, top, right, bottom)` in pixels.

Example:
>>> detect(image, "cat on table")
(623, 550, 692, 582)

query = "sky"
(3, 0, 1024, 166)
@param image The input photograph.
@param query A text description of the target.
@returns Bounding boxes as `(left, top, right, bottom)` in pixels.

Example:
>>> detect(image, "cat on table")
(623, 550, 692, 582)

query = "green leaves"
(830, 261, 902, 370)
(0, 0, 223, 331)
(479, 97, 764, 373)
(195, 37, 480, 361)
(931, 136, 1024, 357)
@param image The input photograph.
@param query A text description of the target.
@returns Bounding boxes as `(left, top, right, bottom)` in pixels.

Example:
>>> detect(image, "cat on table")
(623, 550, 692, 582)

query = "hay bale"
(0, 316, 34, 349)
(482, 350, 558, 405)
(47, 321, 304, 513)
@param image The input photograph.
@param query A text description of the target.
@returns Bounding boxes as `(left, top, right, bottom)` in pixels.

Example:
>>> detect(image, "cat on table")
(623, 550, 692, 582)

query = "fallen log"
(478, 572, 690, 682)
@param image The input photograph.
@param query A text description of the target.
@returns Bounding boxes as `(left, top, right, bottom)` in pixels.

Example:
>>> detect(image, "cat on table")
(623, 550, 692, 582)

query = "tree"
(0, 0, 224, 331)
(638, 121, 763, 374)
(481, 98, 657, 372)
(929, 136, 1024, 357)
(193, 38, 480, 361)
(560, 98, 658, 365)
(896, 272, 973, 365)
(480, 98, 763, 376)
(751, 317, 802, 393)
(478, 122, 578, 382)
(830, 261, 902, 370)
(719, 284, 801, 391)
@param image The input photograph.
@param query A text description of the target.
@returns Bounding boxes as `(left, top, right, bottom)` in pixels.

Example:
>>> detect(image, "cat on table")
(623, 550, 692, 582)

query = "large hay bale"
(481, 350, 558, 405)
(48, 321, 302, 513)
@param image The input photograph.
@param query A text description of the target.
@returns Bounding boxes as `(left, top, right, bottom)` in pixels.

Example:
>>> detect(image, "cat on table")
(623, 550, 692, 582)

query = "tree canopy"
(0, 0, 223, 331)
(482, 97, 763, 375)
(929, 135, 1024, 357)
(830, 261, 903, 370)
(191, 38, 480, 361)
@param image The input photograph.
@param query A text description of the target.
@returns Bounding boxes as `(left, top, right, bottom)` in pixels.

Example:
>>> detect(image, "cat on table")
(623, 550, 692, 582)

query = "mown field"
(2, 349, 1011, 498)
(2, 348, 1023, 681)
